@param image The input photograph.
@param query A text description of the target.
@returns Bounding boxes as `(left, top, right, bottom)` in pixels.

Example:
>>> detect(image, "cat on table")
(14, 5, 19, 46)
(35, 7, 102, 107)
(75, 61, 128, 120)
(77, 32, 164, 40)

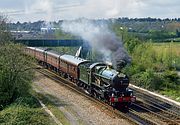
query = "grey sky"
(0, 0, 179, 22)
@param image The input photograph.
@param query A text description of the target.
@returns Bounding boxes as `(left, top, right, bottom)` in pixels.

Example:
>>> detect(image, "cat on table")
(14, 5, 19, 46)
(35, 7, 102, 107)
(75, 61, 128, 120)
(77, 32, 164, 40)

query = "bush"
(14, 95, 41, 108)
(131, 70, 170, 91)
(123, 40, 179, 93)
(163, 70, 179, 83)
(0, 96, 53, 125)
(0, 43, 34, 108)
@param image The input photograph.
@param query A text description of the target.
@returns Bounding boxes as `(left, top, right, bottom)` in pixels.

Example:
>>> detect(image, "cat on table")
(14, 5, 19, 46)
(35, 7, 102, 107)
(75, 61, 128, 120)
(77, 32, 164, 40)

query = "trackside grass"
(0, 94, 56, 125)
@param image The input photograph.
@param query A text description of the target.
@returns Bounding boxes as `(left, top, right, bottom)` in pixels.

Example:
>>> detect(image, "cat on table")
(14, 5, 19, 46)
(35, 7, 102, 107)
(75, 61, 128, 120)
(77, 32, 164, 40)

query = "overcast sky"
(0, 0, 179, 22)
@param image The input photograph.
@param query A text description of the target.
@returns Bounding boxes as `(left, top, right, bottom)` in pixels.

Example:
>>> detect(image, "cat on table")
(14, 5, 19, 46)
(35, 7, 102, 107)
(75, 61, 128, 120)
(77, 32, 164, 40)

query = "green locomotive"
(79, 62, 135, 106)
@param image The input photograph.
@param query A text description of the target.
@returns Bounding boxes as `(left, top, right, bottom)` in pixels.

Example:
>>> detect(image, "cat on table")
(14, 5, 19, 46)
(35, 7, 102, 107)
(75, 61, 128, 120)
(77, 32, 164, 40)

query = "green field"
(153, 42, 180, 54)
(153, 42, 180, 70)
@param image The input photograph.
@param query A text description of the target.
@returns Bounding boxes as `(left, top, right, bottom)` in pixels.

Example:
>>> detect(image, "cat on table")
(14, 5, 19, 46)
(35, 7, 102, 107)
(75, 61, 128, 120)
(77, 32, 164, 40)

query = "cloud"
(56, 0, 145, 19)
(24, 0, 53, 21)
(0, 0, 179, 22)
(135, 0, 180, 18)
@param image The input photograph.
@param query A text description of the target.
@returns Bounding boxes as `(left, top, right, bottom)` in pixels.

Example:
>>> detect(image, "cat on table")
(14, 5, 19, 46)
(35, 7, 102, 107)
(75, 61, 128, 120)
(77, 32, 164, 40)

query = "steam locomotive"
(25, 47, 136, 107)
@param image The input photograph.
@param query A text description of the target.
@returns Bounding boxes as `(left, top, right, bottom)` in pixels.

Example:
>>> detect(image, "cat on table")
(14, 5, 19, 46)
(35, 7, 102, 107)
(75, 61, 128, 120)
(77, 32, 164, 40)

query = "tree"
(0, 43, 34, 108)
(0, 15, 34, 108)
(0, 15, 12, 45)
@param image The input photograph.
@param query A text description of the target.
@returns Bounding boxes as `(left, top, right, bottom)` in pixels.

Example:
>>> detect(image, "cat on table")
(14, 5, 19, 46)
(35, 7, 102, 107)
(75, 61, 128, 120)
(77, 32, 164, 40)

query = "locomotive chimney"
(106, 62, 113, 69)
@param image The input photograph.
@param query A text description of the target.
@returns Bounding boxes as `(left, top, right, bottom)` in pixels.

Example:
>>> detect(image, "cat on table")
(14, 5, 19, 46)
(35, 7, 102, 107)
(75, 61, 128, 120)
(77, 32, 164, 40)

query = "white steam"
(61, 19, 131, 69)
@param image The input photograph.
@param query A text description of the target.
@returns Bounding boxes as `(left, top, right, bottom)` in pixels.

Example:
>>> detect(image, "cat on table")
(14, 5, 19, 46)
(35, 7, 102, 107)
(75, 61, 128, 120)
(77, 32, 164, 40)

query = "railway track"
(131, 102, 179, 125)
(131, 88, 180, 125)
(35, 66, 179, 125)
(130, 86, 180, 114)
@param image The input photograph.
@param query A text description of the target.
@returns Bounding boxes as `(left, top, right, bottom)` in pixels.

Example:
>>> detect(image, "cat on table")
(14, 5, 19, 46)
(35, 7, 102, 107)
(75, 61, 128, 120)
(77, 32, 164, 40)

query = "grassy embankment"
(153, 42, 180, 70)
(152, 42, 180, 100)
(0, 92, 55, 125)
(0, 89, 70, 125)
(125, 41, 180, 102)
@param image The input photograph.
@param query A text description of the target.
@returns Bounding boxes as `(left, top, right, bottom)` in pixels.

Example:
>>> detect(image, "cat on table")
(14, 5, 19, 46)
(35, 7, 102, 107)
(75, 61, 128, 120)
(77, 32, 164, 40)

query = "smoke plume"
(61, 19, 131, 70)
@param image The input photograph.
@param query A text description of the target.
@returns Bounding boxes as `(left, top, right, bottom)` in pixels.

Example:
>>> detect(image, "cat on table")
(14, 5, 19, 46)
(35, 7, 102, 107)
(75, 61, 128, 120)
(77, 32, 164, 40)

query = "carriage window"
(61, 60, 67, 67)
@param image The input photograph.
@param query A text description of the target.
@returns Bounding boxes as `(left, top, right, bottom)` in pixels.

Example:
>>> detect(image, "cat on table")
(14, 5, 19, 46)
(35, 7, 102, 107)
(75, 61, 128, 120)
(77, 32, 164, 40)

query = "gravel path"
(33, 72, 131, 125)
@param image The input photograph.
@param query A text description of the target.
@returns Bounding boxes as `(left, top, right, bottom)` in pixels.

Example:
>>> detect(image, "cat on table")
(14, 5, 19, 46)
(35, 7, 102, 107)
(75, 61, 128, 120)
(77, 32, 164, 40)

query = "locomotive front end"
(94, 65, 136, 106)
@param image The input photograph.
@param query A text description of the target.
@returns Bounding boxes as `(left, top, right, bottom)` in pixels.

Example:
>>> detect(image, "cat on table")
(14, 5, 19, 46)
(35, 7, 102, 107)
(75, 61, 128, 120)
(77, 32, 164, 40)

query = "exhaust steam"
(61, 18, 131, 70)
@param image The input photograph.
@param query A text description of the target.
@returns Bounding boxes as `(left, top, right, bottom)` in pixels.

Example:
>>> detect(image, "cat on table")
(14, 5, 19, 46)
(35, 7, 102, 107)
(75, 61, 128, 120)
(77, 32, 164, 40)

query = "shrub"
(0, 96, 53, 125)
(0, 43, 34, 108)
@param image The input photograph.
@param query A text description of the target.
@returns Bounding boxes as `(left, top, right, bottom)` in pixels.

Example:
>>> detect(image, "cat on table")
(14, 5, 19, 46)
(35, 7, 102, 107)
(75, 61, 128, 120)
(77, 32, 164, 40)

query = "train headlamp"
(112, 93, 114, 97)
